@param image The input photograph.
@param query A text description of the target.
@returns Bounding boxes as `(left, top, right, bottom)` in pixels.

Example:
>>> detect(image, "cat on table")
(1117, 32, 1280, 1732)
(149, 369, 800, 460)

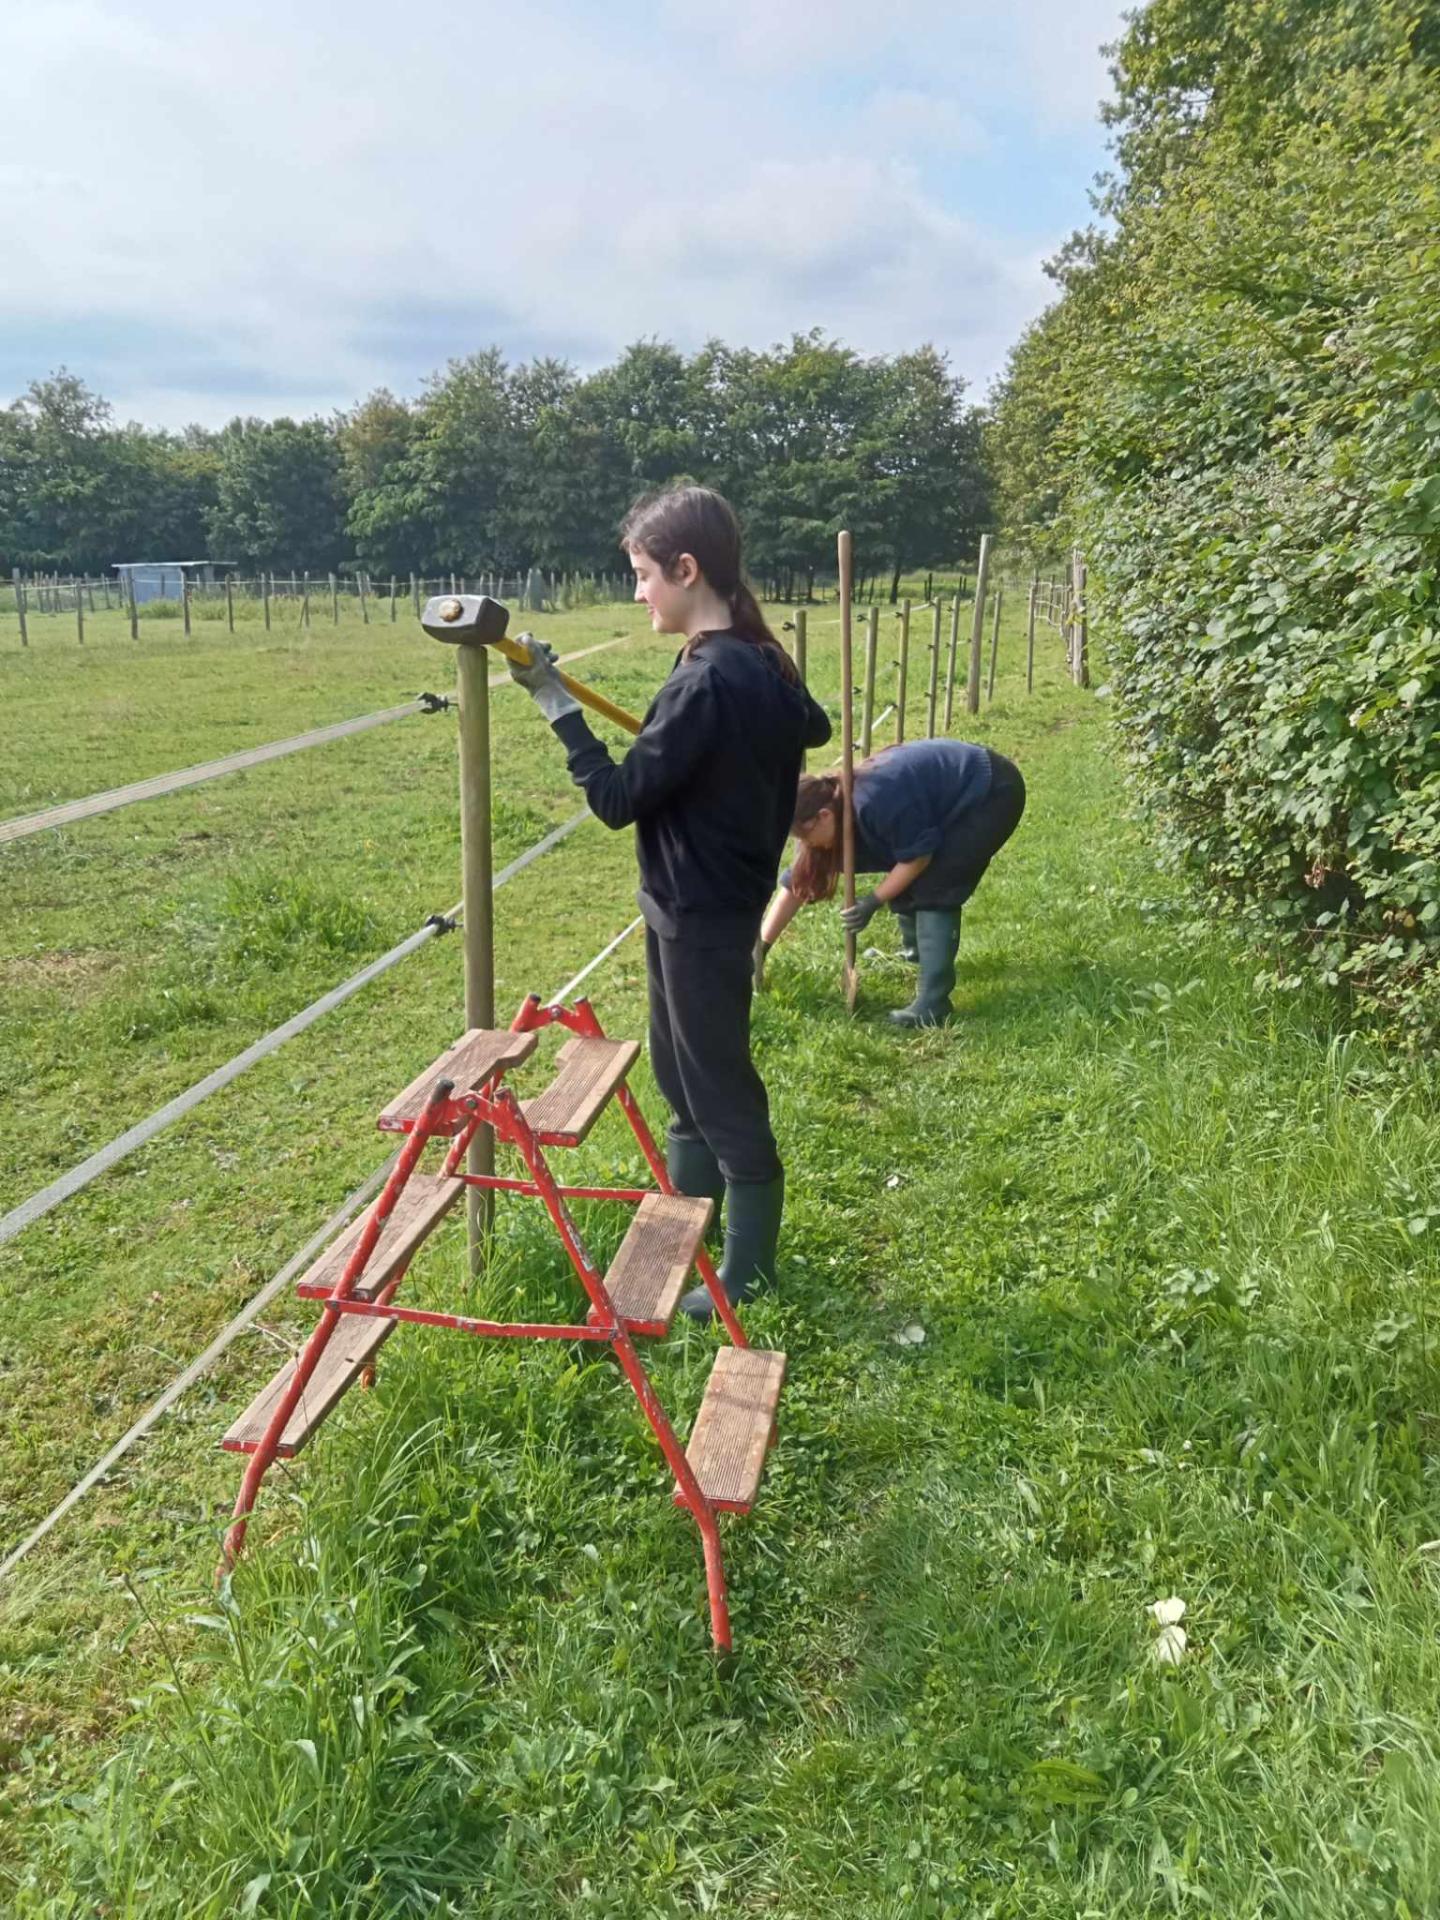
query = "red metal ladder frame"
(219, 994, 783, 1652)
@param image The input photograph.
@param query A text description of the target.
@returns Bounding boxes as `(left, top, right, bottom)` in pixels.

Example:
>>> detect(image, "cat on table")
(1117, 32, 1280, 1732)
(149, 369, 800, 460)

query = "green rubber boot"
(667, 1128, 724, 1244)
(889, 910, 961, 1028)
(895, 911, 920, 964)
(680, 1174, 784, 1323)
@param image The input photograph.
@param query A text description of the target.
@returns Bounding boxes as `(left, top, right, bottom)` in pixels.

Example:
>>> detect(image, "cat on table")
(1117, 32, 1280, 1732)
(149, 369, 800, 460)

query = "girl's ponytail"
(728, 580, 798, 683)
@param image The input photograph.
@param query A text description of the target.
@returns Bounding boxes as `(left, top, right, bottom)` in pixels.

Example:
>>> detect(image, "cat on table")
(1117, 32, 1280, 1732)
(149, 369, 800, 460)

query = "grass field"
(4, 593, 1440, 1915)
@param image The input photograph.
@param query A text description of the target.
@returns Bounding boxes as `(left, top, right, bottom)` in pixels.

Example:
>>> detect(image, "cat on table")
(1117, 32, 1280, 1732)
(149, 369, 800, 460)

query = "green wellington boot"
(680, 1174, 785, 1323)
(895, 910, 920, 964)
(666, 1128, 725, 1247)
(667, 1128, 724, 1207)
(888, 909, 961, 1028)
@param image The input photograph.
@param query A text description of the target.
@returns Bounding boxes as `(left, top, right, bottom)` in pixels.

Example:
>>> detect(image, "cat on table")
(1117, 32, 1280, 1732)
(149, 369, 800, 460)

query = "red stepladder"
(218, 996, 785, 1653)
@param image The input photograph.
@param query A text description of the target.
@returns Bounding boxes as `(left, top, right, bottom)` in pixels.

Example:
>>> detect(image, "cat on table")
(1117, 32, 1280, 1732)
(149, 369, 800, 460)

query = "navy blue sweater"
(552, 632, 832, 939)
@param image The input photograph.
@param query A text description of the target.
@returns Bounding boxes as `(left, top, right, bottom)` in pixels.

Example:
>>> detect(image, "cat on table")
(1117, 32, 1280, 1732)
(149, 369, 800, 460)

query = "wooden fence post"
(838, 531, 858, 1013)
(302, 572, 311, 629)
(926, 600, 942, 737)
(861, 606, 879, 756)
(13, 569, 27, 648)
(127, 571, 138, 640)
(966, 535, 993, 716)
(987, 587, 1003, 701)
(262, 573, 271, 631)
(329, 572, 339, 623)
(410, 572, 420, 618)
(1026, 579, 1037, 694)
(358, 573, 369, 624)
(1074, 557, 1089, 688)
(454, 626, 494, 1270)
(943, 593, 962, 729)
(390, 575, 398, 622)
(896, 597, 911, 744)
(74, 577, 84, 647)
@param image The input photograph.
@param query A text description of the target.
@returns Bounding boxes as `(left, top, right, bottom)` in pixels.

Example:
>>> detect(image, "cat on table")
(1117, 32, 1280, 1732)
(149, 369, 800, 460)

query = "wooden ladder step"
(677, 1347, 786, 1513)
(295, 1173, 463, 1301)
(378, 1027, 538, 1133)
(220, 1315, 394, 1458)
(521, 1036, 640, 1146)
(594, 1192, 713, 1335)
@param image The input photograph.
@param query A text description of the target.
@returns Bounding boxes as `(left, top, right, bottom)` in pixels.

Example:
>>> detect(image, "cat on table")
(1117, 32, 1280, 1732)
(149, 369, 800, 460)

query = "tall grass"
(8, 607, 1440, 1914)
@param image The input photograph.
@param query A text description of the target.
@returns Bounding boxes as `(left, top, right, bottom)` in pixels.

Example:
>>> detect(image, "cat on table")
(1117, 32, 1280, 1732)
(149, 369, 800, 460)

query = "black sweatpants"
(891, 750, 1027, 914)
(646, 926, 782, 1186)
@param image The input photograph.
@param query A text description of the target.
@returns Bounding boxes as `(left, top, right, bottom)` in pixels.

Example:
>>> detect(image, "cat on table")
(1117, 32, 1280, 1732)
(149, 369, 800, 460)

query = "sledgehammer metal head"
(419, 590, 644, 735)
(421, 593, 510, 647)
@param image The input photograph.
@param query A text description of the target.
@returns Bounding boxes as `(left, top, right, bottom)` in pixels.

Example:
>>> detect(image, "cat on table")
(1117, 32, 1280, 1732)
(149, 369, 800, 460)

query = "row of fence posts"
(2, 566, 633, 647)
(788, 535, 1089, 746)
(1030, 545, 1089, 688)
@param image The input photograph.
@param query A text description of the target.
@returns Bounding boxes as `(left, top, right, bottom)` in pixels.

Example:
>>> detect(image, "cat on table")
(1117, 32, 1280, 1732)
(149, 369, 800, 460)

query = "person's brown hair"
(789, 771, 844, 902)
(619, 485, 797, 683)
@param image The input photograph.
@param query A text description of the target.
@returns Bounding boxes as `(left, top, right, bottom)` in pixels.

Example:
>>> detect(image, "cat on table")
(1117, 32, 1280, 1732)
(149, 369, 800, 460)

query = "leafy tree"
(207, 416, 349, 571)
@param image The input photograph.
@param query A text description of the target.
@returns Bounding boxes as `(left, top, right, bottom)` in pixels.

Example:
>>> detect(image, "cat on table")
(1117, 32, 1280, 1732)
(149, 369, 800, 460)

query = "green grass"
(5, 595, 1440, 1915)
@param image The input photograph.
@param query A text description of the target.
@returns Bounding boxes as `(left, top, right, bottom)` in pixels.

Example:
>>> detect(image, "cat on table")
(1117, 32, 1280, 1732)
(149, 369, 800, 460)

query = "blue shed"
(113, 559, 237, 604)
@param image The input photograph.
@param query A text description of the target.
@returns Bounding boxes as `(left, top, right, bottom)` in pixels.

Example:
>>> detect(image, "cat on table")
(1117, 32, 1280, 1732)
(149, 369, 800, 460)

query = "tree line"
(0, 335, 989, 599)
(988, 0, 1440, 1038)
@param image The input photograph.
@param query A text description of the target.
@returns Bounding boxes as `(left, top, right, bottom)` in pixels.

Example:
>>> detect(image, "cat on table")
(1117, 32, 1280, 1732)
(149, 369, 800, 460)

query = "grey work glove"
(508, 634, 580, 723)
(839, 890, 883, 935)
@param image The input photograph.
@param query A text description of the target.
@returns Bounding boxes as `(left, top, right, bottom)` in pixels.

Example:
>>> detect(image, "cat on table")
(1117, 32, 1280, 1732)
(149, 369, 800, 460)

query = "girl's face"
(795, 807, 837, 851)
(630, 545, 697, 635)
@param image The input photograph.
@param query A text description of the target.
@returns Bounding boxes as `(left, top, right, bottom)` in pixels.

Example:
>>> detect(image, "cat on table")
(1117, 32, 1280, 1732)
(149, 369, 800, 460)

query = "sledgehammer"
(421, 593, 642, 735)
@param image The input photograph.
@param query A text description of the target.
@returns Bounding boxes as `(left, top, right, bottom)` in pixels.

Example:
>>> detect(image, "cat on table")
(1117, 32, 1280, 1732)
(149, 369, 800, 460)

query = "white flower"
(892, 1323, 926, 1347)
(1149, 1596, 1186, 1626)
(1153, 1625, 1188, 1665)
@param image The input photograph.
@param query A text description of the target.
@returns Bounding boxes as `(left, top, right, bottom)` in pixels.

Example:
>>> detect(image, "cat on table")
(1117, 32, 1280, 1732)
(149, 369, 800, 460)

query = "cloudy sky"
(2, 0, 1126, 430)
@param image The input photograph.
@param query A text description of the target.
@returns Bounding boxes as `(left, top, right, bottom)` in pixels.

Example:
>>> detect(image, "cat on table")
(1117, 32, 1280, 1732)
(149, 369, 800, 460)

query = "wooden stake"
(410, 572, 420, 618)
(794, 607, 808, 769)
(1026, 578, 1037, 693)
(358, 573, 369, 625)
(455, 637, 495, 1268)
(226, 574, 235, 633)
(302, 572, 311, 629)
(1075, 558, 1089, 688)
(127, 571, 138, 640)
(330, 572, 339, 623)
(262, 572, 271, 631)
(896, 598, 911, 744)
(926, 600, 942, 737)
(861, 606, 879, 756)
(75, 577, 84, 647)
(13, 569, 27, 648)
(182, 575, 192, 637)
(838, 531, 858, 1012)
(943, 595, 961, 729)
(987, 588, 1003, 701)
(966, 534, 993, 716)
(390, 575, 397, 622)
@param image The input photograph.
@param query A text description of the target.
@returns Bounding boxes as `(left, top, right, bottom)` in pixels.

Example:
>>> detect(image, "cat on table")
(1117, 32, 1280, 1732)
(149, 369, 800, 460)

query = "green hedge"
(991, 0, 1440, 1035)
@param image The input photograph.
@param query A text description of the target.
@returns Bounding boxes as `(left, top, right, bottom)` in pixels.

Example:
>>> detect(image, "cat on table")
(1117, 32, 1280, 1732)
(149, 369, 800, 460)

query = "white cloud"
(0, 0, 1122, 426)
(866, 90, 990, 156)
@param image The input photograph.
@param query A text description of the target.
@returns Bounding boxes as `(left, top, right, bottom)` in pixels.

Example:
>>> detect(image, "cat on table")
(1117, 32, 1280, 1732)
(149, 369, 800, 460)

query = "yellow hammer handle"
(495, 635, 643, 736)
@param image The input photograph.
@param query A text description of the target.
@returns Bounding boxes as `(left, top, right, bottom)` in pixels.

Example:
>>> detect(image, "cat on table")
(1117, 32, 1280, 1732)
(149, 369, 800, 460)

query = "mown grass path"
(4, 602, 1440, 1915)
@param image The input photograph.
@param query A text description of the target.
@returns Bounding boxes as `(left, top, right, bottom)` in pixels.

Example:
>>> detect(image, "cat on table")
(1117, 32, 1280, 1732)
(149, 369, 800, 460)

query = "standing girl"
(508, 486, 831, 1319)
(760, 738, 1026, 1027)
